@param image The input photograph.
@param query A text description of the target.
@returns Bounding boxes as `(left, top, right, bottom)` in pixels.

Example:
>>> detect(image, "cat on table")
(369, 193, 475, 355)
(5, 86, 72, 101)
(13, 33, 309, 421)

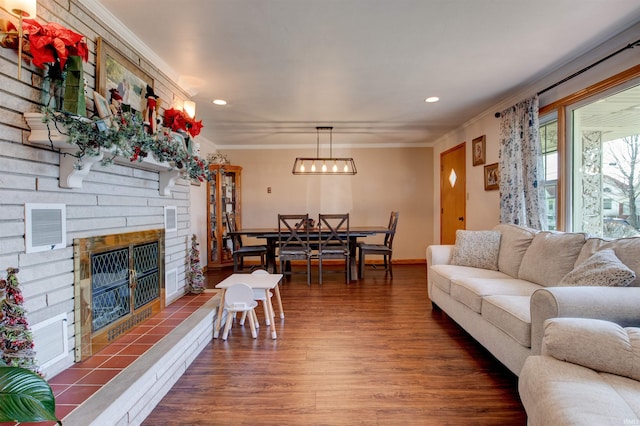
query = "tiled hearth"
(24, 290, 221, 426)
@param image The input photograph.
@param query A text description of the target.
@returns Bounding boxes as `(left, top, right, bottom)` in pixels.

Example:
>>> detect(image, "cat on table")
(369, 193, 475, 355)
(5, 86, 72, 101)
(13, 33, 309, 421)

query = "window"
(569, 82, 640, 237)
(540, 118, 558, 230)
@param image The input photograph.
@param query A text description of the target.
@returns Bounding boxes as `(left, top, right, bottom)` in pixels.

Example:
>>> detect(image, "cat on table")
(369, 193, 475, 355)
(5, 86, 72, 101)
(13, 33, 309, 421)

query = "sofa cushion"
(558, 248, 636, 287)
(518, 231, 586, 287)
(481, 295, 531, 347)
(450, 230, 501, 270)
(577, 237, 640, 287)
(542, 318, 640, 382)
(519, 355, 640, 426)
(493, 223, 537, 278)
(449, 278, 541, 314)
(429, 264, 509, 295)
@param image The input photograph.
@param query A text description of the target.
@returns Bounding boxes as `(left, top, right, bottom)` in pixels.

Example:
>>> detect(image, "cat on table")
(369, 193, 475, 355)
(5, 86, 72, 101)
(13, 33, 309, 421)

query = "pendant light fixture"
(292, 126, 357, 175)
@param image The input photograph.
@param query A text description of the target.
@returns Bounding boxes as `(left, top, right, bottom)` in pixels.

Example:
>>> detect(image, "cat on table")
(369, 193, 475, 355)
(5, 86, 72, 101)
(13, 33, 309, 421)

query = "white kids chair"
(222, 283, 259, 340)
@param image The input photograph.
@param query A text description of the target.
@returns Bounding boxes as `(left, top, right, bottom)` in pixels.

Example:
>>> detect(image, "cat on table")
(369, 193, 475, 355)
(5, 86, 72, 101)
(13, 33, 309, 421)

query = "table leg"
(266, 237, 277, 273)
(349, 237, 359, 281)
(265, 288, 277, 339)
(213, 289, 226, 339)
(272, 281, 285, 319)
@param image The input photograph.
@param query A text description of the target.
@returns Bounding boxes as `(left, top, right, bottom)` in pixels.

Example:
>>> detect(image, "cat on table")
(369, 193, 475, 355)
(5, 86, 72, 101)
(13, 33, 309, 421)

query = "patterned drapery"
(498, 95, 545, 229)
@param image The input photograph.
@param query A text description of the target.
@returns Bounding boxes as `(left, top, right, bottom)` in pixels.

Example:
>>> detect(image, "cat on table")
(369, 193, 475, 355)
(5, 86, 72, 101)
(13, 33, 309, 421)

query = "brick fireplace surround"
(43, 290, 220, 426)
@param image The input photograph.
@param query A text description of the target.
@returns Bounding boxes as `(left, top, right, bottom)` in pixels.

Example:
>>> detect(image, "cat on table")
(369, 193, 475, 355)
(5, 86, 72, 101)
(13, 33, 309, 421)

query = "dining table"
(228, 226, 390, 280)
(214, 273, 284, 339)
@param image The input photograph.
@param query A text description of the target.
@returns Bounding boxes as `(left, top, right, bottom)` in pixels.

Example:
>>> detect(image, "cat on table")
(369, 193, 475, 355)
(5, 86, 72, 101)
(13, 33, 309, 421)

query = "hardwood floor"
(142, 265, 526, 425)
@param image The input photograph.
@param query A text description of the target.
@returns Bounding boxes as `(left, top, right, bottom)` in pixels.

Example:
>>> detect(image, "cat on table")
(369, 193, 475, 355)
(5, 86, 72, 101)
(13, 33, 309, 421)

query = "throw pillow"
(558, 248, 636, 287)
(576, 237, 640, 287)
(450, 230, 501, 270)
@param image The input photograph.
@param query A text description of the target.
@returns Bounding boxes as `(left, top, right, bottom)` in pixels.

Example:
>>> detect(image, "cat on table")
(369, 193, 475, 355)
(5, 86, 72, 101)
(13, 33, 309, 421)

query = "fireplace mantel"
(24, 112, 181, 195)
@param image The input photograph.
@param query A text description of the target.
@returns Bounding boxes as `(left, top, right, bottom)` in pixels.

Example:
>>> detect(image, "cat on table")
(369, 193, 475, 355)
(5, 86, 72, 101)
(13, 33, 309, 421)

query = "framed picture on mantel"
(96, 37, 154, 114)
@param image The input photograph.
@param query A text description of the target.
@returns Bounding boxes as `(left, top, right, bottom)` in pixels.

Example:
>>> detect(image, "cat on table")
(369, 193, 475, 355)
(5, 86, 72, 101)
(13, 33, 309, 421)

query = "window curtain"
(498, 94, 545, 229)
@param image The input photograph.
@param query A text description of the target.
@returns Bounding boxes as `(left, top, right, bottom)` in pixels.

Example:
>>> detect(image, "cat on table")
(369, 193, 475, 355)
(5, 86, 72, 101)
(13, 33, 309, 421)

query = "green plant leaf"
(0, 367, 60, 424)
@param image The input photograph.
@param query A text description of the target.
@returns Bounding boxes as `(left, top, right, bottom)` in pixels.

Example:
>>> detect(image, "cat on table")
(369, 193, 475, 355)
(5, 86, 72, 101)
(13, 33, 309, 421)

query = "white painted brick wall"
(0, 0, 197, 379)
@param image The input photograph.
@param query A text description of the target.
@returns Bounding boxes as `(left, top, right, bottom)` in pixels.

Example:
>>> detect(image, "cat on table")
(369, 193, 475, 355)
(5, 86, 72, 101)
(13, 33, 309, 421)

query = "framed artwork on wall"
(484, 162, 499, 191)
(96, 37, 154, 114)
(472, 135, 486, 166)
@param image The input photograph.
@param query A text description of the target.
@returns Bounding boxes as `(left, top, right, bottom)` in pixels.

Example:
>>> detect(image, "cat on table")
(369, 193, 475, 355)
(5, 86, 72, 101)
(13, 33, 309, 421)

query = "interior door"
(440, 143, 466, 244)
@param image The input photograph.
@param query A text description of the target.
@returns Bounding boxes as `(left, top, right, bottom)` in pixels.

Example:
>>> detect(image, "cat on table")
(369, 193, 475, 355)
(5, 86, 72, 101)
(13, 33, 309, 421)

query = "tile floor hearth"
(44, 291, 216, 423)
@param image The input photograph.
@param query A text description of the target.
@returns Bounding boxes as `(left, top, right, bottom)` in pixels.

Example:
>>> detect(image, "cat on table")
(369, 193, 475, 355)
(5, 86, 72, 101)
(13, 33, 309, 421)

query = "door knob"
(458, 217, 464, 221)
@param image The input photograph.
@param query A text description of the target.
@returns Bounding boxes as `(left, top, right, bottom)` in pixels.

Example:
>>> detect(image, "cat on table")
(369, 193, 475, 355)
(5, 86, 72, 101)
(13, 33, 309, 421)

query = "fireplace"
(74, 229, 165, 361)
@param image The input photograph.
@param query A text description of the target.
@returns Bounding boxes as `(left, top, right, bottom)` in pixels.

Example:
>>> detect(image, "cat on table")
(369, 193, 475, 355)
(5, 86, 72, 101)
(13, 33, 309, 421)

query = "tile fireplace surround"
(36, 290, 221, 426)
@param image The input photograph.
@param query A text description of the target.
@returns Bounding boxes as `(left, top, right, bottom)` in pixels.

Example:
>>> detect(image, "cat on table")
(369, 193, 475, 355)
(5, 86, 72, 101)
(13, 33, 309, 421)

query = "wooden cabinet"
(207, 165, 242, 268)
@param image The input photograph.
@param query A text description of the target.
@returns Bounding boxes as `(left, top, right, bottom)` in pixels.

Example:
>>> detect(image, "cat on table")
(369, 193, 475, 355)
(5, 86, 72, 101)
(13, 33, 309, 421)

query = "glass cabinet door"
(207, 165, 242, 268)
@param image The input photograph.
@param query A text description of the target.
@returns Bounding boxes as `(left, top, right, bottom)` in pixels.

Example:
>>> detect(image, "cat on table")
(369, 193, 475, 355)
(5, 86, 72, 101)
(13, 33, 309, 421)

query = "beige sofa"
(519, 317, 640, 425)
(426, 223, 640, 376)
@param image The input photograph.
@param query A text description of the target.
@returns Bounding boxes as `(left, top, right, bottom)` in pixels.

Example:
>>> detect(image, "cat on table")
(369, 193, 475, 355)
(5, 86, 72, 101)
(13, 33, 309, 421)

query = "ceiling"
(92, 0, 640, 149)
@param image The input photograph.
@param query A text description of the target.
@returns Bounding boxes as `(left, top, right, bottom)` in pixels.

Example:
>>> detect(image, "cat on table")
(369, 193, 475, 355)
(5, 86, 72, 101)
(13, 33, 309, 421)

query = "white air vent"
(31, 313, 69, 370)
(164, 206, 177, 232)
(25, 203, 66, 253)
(166, 268, 178, 299)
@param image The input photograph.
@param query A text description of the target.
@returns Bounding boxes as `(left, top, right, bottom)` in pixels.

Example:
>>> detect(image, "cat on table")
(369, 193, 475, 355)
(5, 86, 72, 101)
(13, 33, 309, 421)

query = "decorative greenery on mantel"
(40, 108, 212, 183)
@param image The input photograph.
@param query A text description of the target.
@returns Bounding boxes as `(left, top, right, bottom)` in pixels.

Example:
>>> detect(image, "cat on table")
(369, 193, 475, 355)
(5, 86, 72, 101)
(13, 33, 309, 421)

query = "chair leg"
(222, 313, 234, 340)
(345, 255, 350, 283)
(252, 310, 260, 330)
(318, 257, 323, 285)
(359, 250, 365, 279)
(239, 311, 247, 325)
(307, 258, 311, 286)
(247, 309, 257, 338)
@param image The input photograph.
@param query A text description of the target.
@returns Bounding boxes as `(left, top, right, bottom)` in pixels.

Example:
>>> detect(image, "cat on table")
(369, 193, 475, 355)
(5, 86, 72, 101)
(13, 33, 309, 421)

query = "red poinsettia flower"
(163, 108, 186, 132)
(163, 108, 204, 137)
(22, 19, 89, 69)
(187, 118, 203, 137)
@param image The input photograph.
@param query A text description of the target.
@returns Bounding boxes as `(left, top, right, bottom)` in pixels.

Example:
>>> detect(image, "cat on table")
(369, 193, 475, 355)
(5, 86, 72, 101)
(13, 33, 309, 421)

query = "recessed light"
(213, 99, 227, 106)
(425, 97, 439, 103)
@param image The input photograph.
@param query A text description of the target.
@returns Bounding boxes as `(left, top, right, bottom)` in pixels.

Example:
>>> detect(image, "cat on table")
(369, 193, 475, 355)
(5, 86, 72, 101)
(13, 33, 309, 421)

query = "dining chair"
(318, 213, 350, 284)
(278, 214, 313, 285)
(221, 283, 259, 340)
(358, 211, 399, 279)
(226, 212, 267, 272)
(239, 269, 274, 327)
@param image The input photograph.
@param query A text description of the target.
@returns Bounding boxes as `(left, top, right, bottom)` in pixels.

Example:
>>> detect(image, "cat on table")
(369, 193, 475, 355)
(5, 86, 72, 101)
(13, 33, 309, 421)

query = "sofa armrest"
(426, 245, 454, 267)
(530, 286, 640, 354)
(541, 317, 640, 381)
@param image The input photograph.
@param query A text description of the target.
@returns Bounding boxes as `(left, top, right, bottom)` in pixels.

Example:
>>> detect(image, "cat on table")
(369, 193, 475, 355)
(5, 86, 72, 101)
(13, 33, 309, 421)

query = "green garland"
(42, 108, 212, 182)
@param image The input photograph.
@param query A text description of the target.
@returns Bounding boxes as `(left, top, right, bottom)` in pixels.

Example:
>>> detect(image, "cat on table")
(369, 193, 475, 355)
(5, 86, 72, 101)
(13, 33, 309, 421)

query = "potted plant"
(21, 19, 89, 113)
(0, 362, 60, 425)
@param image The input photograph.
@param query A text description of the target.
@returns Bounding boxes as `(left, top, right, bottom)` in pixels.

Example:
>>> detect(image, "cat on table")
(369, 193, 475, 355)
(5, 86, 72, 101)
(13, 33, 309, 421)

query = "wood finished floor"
(143, 265, 526, 425)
